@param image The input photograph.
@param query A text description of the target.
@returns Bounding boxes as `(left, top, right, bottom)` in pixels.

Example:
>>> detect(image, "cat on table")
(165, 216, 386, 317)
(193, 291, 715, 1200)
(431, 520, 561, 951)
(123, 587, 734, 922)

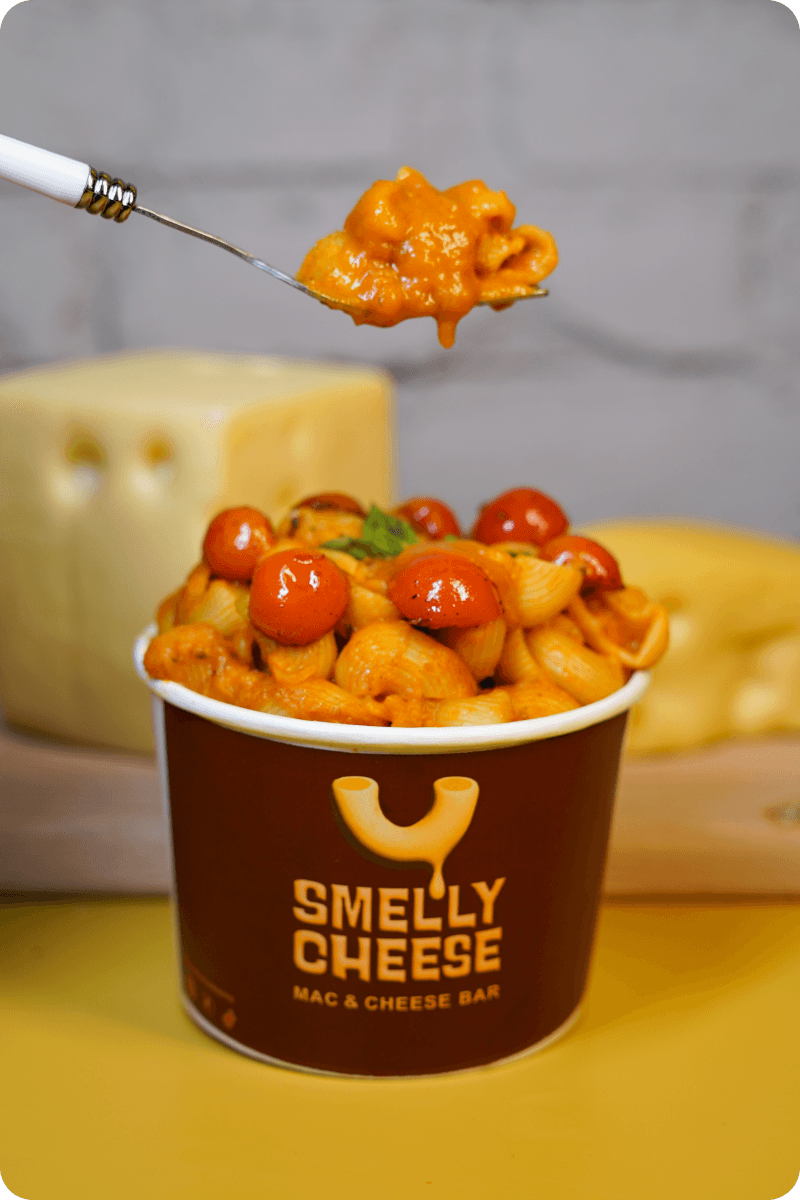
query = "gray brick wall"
(1, 0, 798, 535)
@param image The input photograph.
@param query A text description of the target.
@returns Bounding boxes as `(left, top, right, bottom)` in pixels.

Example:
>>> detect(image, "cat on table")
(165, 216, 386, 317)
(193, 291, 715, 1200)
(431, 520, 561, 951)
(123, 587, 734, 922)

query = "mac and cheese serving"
(143, 487, 668, 728)
(296, 167, 558, 348)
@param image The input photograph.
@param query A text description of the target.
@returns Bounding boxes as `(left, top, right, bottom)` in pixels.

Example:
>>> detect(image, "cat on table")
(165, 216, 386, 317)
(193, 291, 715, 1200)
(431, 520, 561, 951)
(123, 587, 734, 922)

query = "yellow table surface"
(1, 898, 798, 1200)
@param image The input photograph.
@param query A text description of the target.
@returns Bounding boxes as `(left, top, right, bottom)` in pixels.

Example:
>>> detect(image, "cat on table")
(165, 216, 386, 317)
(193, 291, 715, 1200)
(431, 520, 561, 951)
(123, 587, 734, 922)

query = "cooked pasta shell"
(156, 588, 181, 634)
(569, 591, 670, 670)
(212, 661, 284, 711)
(281, 506, 365, 548)
(527, 625, 626, 705)
(144, 623, 225, 694)
(512, 556, 582, 627)
(426, 690, 515, 727)
(496, 626, 542, 684)
(548, 612, 585, 641)
(270, 679, 388, 725)
(441, 618, 507, 681)
(188, 579, 250, 638)
(175, 561, 211, 624)
(344, 583, 400, 630)
(354, 556, 395, 596)
(568, 592, 627, 660)
(334, 620, 477, 700)
(225, 623, 256, 667)
(384, 690, 514, 727)
(319, 546, 363, 577)
(259, 536, 306, 559)
(602, 588, 670, 669)
(603, 585, 652, 621)
(499, 679, 580, 720)
(317, 549, 394, 596)
(146, 624, 313, 716)
(628, 605, 669, 669)
(475, 228, 529, 274)
(144, 623, 266, 704)
(256, 630, 338, 686)
(383, 696, 438, 727)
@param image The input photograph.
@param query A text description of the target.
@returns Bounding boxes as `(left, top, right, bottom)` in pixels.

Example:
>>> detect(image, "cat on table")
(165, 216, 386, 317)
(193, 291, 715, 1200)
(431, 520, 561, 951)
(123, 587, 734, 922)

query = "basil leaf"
(322, 537, 373, 560)
(322, 504, 420, 560)
(361, 504, 420, 555)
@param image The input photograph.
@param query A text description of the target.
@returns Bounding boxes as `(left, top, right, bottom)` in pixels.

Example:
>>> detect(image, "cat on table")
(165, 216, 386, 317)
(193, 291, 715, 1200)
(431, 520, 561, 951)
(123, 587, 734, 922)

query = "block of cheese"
(0, 350, 394, 753)
(583, 520, 800, 755)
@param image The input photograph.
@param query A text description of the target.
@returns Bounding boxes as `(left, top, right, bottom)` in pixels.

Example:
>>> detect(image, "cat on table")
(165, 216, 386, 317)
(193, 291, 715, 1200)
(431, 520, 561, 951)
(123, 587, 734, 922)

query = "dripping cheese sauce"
(296, 167, 558, 348)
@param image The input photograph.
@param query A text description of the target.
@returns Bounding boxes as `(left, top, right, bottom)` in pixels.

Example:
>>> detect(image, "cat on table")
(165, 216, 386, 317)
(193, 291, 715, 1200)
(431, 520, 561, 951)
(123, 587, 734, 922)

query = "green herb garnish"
(322, 537, 373, 560)
(322, 504, 420, 560)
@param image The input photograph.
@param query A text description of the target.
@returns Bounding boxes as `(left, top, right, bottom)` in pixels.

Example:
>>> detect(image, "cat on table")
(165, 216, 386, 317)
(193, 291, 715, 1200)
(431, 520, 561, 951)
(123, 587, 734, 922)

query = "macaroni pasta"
(144, 488, 669, 728)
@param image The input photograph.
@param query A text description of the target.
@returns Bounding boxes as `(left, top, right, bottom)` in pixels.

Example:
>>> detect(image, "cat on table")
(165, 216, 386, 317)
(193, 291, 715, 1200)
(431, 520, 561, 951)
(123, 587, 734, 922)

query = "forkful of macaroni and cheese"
(0, 135, 556, 348)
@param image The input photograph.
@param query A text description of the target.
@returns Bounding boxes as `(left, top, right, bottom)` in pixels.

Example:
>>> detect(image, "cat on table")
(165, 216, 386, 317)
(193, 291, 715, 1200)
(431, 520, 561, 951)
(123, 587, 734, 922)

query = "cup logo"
(331, 776, 479, 899)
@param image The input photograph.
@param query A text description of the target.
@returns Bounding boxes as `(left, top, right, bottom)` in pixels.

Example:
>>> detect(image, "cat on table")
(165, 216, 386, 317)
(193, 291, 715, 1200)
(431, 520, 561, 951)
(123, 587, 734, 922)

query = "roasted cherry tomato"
(294, 492, 366, 515)
(541, 534, 622, 593)
(202, 507, 276, 582)
(249, 550, 349, 645)
(471, 487, 568, 546)
(388, 553, 501, 629)
(395, 496, 462, 540)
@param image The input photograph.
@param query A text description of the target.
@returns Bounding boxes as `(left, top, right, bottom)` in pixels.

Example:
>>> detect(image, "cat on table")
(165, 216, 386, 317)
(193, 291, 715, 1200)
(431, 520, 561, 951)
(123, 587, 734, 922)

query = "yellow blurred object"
(583, 520, 800, 754)
(0, 897, 798, 1200)
(0, 350, 394, 753)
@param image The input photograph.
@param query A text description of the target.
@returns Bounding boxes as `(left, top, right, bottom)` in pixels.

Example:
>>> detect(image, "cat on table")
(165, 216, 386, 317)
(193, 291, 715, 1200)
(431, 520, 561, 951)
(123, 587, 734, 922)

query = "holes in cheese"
(58, 430, 106, 503)
(141, 434, 175, 482)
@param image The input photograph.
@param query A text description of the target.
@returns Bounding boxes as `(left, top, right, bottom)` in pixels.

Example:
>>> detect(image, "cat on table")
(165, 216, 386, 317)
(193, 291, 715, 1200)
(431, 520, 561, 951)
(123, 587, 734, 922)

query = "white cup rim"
(134, 624, 649, 756)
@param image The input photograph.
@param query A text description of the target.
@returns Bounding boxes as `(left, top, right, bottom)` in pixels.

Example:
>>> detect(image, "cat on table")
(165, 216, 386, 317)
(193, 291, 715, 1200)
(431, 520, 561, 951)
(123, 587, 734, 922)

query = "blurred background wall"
(0, 0, 798, 536)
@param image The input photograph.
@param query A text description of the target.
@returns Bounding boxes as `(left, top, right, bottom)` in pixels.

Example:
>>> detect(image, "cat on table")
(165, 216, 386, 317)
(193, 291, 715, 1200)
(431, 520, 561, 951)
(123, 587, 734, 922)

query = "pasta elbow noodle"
(256, 629, 339, 685)
(279, 507, 364, 548)
(270, 679, 388, 726)
(427, 690, 515, 727)
(496, 626, 542, 684)
(334, 621, 477, 701)
(499, 679, 580, 720)
(383, 691, 514, 727)
(188, 579, 250, 638)
(512, 556, 582, 627)
(441, 618, 507, 680)
(526, 626, 626, 705)
(344, 583, 400, 630)
(568, 591, 671, 670)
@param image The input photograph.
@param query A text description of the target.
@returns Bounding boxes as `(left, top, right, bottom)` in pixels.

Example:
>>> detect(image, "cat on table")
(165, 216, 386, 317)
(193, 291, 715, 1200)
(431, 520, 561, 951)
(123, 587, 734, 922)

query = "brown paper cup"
(135, 627, 648, 1077)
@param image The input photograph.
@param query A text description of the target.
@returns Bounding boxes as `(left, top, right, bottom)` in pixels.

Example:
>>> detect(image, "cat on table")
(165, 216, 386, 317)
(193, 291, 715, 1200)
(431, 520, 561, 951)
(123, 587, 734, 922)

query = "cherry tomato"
(203, 507, 276, 582)
(249, 550, 350, 645)
(395, 496, 462, 540)
(388, 554, 501, 629)
(295, 492, 366, 515)
(472, 487, 568, 546)
(540, 534, 622, 593)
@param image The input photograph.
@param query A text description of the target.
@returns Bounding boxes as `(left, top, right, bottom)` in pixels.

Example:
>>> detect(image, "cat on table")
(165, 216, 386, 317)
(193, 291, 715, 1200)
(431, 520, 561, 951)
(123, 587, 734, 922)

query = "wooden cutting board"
(1, 722, 798, 895)
(607, 734, 799, 893)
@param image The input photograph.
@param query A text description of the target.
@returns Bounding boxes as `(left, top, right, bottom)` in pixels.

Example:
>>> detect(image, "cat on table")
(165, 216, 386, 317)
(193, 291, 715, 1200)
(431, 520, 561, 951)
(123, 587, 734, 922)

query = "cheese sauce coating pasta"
(144, 489, 669, 727)
(296, 167, 558, 348)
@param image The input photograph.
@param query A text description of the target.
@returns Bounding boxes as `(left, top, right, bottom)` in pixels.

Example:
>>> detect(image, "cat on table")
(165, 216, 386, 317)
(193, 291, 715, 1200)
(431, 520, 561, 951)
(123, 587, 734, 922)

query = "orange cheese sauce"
(296, 167, 558, 348)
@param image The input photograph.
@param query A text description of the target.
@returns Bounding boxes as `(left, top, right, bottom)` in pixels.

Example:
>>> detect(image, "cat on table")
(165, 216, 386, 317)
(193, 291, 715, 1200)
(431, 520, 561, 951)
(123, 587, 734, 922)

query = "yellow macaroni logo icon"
(331, 776, 479, 900)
